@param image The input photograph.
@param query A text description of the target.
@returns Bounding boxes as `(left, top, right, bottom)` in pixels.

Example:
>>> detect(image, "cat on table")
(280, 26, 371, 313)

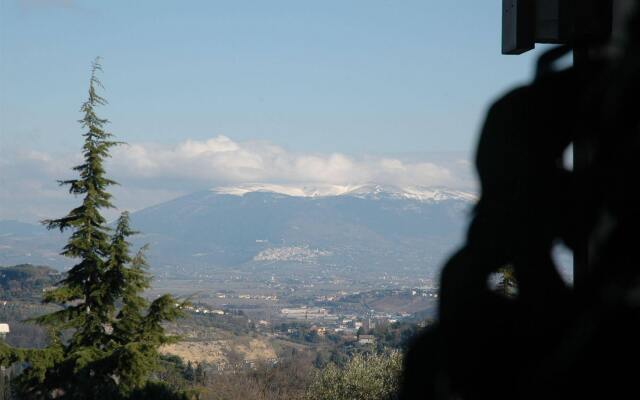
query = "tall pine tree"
(0, 59, 186, 400)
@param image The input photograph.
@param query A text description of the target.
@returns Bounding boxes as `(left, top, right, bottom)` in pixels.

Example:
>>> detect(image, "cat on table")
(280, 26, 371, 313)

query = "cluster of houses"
(282, 323, 377, 346)
(213, 292, 277, 301)
(280, 306, 333, 320)
(277, 306, 414, 346)
(178, 303, 225, 315)
(237, 294, 277, 301)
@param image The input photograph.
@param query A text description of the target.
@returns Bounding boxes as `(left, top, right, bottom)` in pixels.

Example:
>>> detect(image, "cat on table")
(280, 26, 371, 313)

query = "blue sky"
(0, 0, 553, 222)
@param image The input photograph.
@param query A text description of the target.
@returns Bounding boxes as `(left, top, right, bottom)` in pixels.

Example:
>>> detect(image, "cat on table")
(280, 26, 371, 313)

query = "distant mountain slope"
(0, 184, 476, 275)
(0, 220, 44, 236)
(212, 183, 476, 202)
(0, 264, 61, 301)
(128, 184, 474, 273)
(0, 221, 68, 268)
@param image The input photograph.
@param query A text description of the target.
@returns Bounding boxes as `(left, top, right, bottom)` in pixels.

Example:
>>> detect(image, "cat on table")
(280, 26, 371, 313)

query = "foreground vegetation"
(0, 59, 185, 399)
(145, 349, 402, 400)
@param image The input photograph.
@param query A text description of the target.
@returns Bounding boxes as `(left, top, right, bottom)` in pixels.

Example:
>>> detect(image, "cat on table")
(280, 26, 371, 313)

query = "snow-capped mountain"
(211, 183, 476, 202)
(0, 184, 476, 273)
(124, 183, 475, 272)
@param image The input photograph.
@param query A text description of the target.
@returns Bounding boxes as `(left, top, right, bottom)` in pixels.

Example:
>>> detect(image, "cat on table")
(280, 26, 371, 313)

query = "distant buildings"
(357, 334, 376, 345)
(280, 306, 331, 320)
(310, 325, 327, 336)
(180, 303, 225, 315)
(0, 323, 9, 339)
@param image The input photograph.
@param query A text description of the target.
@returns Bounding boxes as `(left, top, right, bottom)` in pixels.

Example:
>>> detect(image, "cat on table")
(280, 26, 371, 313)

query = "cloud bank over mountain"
(1, 135, 474, 222)
(110, 135, 470, 187)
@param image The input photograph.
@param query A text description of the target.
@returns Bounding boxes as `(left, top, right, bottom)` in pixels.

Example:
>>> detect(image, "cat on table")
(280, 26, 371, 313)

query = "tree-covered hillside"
(0, 264, 61, 301)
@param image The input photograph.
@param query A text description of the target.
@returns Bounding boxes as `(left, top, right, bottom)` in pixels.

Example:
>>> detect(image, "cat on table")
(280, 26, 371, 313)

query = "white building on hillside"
(0, 323, 10, 339)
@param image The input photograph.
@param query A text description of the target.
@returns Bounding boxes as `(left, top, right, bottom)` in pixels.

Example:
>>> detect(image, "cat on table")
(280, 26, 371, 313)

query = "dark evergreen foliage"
(0, 59, 185, 399)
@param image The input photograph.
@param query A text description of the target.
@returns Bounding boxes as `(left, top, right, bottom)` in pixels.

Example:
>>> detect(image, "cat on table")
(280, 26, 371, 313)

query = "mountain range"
(0, 184, 475, 276)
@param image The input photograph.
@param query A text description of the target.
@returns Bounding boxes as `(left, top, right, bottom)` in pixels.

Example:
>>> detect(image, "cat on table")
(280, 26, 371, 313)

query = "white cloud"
(110, 135, 467, 188)
(1, 135, 473, 223)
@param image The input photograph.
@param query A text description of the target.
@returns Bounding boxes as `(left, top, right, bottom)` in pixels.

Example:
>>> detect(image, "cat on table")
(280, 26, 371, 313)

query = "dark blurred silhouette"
(401, 3, 640, 399)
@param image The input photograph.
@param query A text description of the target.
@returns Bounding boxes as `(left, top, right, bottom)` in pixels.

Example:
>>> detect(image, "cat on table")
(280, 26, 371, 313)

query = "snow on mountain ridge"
(211, 183, 476, 202)
(211, 183, 358, 197)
